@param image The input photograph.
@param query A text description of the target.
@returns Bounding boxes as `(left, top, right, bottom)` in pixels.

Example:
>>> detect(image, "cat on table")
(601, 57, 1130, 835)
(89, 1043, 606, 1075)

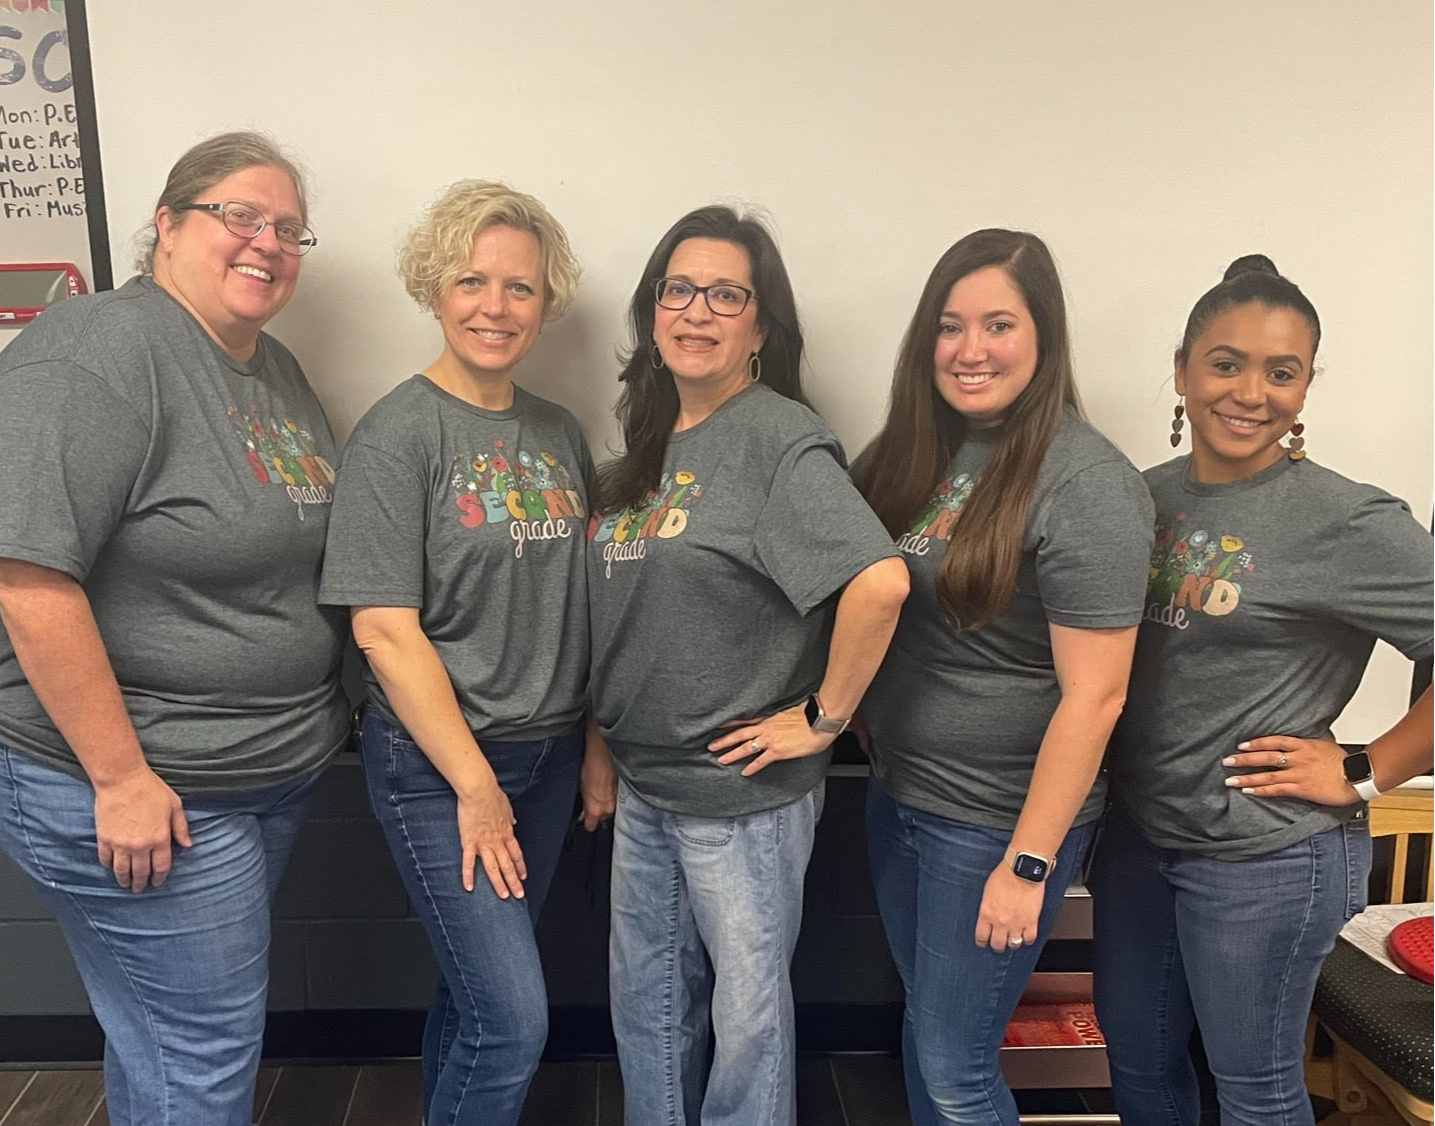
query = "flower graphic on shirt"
(1144, 514, 1256, 626)
(586, 470, 707, 578)
(449, 446, 588, 536)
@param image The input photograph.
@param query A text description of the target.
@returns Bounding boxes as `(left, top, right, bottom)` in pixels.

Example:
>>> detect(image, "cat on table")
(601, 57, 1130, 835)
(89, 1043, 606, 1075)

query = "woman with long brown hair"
(853, 229, 1153, 1126)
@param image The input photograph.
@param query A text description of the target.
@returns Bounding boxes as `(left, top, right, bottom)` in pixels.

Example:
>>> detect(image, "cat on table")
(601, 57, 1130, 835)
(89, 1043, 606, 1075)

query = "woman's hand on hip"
(974, 863, 1043, 953)
(708, 703, 833, 776)
(456, 784, 526, 898)
(92, 766, 191, 893)
(1222, 734, 1355, 805)
(580, 732, 618, 831)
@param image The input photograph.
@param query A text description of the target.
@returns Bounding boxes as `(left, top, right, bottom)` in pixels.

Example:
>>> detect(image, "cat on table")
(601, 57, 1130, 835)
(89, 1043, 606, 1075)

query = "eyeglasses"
(654, 277, 755, 316)
(174, 200, 318, 256)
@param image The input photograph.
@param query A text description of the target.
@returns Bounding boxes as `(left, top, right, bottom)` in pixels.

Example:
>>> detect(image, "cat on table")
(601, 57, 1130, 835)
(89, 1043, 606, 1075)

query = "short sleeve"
(1034, 460, 1155, 628)
(0, 362, 149, 580)
(1321, 492, 1433, 662)
(754, 436, 899, 614)
(318, 441, 428, 608)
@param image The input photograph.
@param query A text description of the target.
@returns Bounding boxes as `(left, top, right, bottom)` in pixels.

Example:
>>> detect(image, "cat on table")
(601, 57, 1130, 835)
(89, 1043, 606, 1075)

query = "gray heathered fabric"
(319, 377, 594, 741)
(0, 276, 349, 794)
(862, 413, 1154, 831)
(587, 384, 900, 817)
(1110, 454, 1434, 859)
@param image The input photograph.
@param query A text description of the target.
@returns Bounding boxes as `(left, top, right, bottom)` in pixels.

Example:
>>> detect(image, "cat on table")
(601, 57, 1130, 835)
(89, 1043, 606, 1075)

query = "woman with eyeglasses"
(852, 229, 1153, 1126)
(320, 181, 598, 1126)
(0, 132, 346, 1126)
(585, 205, 909, 1126)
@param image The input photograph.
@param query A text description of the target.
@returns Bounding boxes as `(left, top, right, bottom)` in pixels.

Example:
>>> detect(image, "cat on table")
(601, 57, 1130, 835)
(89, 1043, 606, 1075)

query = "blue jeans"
(865, 778, 1096, 1126)
(609, 777, 822, 1126)
(1090, 809, 1371, 1126)
(0, 740, 320, 1126)
(358, 708, 581, 1126)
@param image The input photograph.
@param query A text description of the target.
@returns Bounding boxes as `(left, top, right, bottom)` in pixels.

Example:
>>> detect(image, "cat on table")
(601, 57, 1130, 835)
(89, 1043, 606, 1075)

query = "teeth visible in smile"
(1217, 413, 1263, 430)
(677, 336, 716, 345)
(472, 329, 512, 340)
(232, 265, 272, 282)
(955, 373, 996, 385)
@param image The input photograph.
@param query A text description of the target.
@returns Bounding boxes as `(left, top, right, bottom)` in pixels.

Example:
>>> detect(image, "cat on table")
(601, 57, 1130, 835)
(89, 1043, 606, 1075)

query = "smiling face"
(932, 266, 1039, 427)
(652, 237, 765, 399)
(1175, 302, 1315, 483)
(153, 164, 304, 359)
(433, 224, 545, 381)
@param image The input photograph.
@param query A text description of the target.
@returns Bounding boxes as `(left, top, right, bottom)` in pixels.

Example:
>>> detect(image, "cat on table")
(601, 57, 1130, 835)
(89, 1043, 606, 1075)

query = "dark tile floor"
(0, 1056, 1132, 1125)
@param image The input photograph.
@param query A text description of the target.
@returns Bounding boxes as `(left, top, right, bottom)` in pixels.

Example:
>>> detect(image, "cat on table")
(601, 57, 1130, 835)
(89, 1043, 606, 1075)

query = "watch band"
(1352, 776, 1381, 803)
(805, 694, 850, 736)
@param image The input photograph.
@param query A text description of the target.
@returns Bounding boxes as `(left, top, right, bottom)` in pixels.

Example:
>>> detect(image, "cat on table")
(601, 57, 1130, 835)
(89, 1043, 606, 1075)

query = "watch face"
(1013, 853, 1049, 883)
(804, 696, 820, 726)
(1342, 751, 1373, 785)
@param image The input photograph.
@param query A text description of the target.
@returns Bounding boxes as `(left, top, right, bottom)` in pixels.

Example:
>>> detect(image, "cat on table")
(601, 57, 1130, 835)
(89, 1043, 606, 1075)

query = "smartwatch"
(1342, 750, 1380, 802)
(1010, 851, 1051, 884)
(804, 694, 850, 736)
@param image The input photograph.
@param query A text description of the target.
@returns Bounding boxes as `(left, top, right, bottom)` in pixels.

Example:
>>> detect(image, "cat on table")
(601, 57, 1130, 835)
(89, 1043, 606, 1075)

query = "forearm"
(352, 609, 497, 800)
(0, 561, 147, 786)
(816, 557, 909, 717)
(1009, 692, 1124, 861)
(1366, 685, 1433, 792)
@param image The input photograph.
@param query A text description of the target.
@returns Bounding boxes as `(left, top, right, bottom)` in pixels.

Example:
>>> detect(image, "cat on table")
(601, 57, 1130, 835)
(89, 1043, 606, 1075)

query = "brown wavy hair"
(855, 229, 1081, 630)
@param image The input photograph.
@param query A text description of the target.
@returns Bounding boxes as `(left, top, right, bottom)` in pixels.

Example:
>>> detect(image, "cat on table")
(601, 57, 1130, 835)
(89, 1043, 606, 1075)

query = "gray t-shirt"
(0, 276, 349, 794)
(1110, 455, 1434, 858)
(319, 377, 594, 741)
(862, 413, 1154, 831)
(587, 384, 899, 817)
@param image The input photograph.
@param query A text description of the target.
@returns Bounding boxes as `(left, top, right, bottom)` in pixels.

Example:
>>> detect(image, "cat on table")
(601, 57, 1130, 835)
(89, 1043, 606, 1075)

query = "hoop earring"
(748, 353, 762, 383)
(650, 344, 665, 371)
(1169, 400, 1184, 447)
(1287, 418, 1306, 460)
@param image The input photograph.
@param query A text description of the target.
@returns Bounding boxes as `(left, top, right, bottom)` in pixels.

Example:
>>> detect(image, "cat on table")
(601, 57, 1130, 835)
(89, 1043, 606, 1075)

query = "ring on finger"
(750, 739, 762, 754)
(1277, 754, 1289, 769)
(1009, 936, 1024, 948)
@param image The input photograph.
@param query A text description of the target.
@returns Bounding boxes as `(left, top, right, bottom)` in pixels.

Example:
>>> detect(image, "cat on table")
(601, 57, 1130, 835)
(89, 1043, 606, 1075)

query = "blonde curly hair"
(397, 180, 580, 319)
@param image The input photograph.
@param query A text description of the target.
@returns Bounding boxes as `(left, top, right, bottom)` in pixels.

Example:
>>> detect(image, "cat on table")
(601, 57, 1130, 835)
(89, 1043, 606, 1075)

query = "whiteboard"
(82, 0, 1433, 740)
(0, 0, 90, 351)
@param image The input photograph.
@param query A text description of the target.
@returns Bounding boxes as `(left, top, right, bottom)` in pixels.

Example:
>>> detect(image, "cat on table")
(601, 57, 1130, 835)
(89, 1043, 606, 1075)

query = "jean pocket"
(1342, 817, 1372, 920)
(386, 733, 450, 794)
(674, 814, 736, 847)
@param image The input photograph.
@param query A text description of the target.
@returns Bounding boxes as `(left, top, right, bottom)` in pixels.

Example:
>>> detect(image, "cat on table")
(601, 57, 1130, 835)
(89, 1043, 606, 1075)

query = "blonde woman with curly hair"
(320, 181, 601, 1125)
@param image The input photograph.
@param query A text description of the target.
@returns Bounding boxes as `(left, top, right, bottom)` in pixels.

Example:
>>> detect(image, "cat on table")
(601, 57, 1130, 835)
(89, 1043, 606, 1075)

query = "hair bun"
(1223, 254, 1279, 282)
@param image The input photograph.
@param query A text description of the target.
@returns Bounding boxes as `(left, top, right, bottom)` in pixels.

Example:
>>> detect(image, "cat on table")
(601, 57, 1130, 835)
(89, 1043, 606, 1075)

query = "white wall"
(85, 0, 1432, 738)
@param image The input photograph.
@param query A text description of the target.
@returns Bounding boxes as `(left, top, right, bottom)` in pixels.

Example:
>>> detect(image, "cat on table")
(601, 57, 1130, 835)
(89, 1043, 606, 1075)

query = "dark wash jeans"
(1090, 807, 1371, 1126)
(358, 707, 581, 1126)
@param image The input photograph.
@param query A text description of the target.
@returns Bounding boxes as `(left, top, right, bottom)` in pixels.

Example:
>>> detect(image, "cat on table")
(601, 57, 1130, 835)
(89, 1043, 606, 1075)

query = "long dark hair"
(597, 206, 806, 513)
(1178, 253, 1321, 365)
(856, 229, 1080, 630)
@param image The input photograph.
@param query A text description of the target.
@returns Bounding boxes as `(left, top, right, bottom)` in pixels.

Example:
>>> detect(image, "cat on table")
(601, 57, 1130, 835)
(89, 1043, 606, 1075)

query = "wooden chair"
(1306, 786, 1434, 1126)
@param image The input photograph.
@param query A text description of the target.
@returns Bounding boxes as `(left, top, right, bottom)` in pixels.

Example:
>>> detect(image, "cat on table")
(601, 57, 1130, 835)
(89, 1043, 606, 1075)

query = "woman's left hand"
(974, 864, 1044, 953)
(1222, 734, 1356, 806)
(708, 703, 834, 776)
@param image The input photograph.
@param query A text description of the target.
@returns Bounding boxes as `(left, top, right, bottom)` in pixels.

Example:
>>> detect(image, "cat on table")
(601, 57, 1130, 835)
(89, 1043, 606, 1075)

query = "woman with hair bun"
(853, 229, 1154, 1125)
(0, 131, 345, 1125)
(320, 181, 597, 1126)
(1093, 254, 1434, 1125)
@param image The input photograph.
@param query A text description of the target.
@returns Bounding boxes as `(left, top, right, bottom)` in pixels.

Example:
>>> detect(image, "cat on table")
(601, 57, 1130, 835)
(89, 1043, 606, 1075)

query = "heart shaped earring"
(1287, 419, 1306, 461)
(1169, 401, 1185, 448)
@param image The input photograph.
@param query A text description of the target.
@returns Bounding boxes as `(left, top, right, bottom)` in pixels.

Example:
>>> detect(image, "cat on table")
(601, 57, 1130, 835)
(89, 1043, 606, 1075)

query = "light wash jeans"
(865, 778, 1096, 1126)
(359, 707, 582, 1126)
(1090, 808, 1371, 1126)
(609, 776, 822, 1126)
(0, 740, 320, 1126)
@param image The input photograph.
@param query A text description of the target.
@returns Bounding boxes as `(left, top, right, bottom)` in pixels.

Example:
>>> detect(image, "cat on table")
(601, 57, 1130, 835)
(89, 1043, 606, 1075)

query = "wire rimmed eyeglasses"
(654, 277, 755, 316)
(173, 200, 318, 256)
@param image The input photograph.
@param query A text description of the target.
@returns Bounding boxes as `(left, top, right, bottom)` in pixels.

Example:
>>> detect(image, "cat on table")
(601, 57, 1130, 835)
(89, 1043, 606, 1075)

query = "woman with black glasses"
(0, 132, 345, 1126)
(585, 205, 909, 1126)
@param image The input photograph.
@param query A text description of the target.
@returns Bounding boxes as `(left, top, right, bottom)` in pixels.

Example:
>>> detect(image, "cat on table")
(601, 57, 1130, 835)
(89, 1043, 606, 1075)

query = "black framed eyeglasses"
(174, 200, 318, 256)
(654, 277, 755, 316)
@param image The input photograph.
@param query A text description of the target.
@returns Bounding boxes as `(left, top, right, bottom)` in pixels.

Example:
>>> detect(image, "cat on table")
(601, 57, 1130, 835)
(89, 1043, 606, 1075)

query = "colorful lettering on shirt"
(1143, 515, 1255, 629)
(896, 471, 978, 556)
(448, 438, 587, 557)
(587, 470, 706, 578)
(223, 403, 335, 520)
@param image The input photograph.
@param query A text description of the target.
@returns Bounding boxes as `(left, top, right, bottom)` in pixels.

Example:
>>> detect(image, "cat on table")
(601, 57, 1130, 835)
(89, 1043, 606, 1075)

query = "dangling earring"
(1287, 419, 1306, 460)
(748, 353, 762, 383)
(1169, 401, 1185, 447)
(650, 344, 665, 371)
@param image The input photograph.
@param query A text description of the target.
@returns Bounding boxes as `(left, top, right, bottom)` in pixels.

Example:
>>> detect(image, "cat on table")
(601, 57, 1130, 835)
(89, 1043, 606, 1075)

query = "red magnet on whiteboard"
(0, 262, 88, 326)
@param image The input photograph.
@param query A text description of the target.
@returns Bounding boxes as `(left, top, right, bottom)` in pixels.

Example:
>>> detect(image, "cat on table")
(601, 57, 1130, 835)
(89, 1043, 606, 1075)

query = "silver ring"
(1278, 754, 1289, 769)
(750, 740, 762, 754)
(1009, 936, 1024, 948)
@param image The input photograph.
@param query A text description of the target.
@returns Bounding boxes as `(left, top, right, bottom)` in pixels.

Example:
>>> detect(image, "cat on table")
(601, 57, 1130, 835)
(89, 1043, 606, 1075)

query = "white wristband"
(1352, 776, 1381, 803)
